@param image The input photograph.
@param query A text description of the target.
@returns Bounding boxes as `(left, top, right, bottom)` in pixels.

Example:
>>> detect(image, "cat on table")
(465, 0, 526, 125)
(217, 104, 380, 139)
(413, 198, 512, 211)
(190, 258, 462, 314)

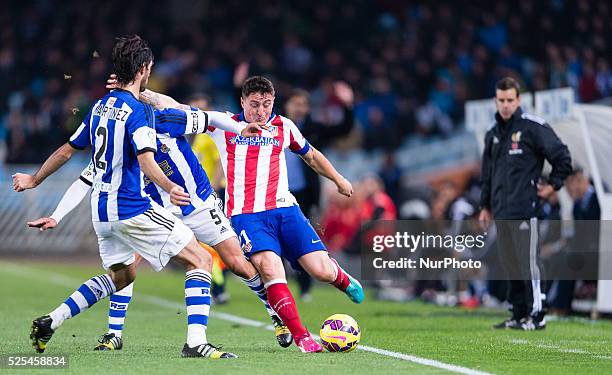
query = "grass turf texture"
(1, 261, 611, 374)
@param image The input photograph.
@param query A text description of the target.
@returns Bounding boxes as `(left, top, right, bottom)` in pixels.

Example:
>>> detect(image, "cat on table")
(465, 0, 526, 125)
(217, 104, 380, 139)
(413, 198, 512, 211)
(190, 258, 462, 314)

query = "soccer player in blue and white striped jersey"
(12, 35, 244, 359)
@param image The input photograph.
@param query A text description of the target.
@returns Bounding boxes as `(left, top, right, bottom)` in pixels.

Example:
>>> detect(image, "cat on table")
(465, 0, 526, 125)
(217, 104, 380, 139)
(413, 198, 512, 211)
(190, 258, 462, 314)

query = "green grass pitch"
(1, 261, 611, 374)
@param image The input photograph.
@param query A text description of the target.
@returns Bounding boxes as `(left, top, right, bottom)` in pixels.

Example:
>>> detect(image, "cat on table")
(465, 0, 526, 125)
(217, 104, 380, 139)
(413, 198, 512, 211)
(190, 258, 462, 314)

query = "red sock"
(266, 282, 308, 338)
(330, 258, 350, 291)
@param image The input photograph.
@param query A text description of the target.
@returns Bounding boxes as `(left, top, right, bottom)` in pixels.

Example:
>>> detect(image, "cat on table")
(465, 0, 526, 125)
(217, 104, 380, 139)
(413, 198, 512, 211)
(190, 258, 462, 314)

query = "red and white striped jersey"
(208, 112, 310, 217)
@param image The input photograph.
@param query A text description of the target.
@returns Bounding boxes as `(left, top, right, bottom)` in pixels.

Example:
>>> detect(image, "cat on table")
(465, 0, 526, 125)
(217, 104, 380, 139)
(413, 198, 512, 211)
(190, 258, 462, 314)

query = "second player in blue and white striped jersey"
(144, 109, 215, 217)
(143, 107, 254, 217)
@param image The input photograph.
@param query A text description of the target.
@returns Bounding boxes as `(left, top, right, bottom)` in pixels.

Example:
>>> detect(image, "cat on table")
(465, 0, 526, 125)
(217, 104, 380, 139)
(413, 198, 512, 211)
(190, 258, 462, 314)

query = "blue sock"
(108, 282, 134, 337)
(241, 274, 277, 318)
(49, 274, 116, 330)
(185, 269, 212, 347)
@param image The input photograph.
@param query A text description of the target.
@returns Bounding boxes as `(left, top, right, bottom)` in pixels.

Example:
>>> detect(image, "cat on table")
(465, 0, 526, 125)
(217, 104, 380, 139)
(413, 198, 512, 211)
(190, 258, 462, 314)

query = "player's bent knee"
(174, 238, 213, 271)
(222, 253, 253, 279)
(300, 253, 335, 282)
(108, 263, 136, 290)
(213, 237, 253, 277)
(191, 245, 212, 270)
(250, 251, 285, 281)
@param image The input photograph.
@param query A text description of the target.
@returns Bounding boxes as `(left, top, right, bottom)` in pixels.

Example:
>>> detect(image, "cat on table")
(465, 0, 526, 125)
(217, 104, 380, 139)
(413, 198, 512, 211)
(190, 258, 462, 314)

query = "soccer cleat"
(94, 333, 123, 351)
(181, 343, 238, 358)
(511, 316, 546, 331)
(30, 315, 54, 353)
(493, 318, 520, 329)
(331, 258, 364, 304)
(513, 317, 537, 331)
(345, 275, 365, 304)
(271, 315, 293, 348)
(295, 332, 323, 353)
(531, 312, 547, 330)
(534, 318, 546, 330)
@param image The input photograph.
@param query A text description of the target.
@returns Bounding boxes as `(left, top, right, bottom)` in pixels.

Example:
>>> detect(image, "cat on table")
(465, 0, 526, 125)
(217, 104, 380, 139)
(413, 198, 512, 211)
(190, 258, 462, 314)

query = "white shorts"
(181, 193, 236, 246)
(94, 202, 193, 272)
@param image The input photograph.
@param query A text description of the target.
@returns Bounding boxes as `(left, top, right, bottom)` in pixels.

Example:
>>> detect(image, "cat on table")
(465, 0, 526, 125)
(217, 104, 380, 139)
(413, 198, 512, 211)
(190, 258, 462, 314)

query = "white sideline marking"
(2, 263, 492, 375)
(508, 339, 611, 360)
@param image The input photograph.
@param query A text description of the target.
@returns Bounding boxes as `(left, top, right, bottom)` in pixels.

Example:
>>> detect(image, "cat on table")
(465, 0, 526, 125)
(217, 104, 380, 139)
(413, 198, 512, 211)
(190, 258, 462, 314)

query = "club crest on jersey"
(267, 125, 279, 137)
(160, 144, 170, 153)
(509, 131, 523, 155)
(242, 242, 252, 254)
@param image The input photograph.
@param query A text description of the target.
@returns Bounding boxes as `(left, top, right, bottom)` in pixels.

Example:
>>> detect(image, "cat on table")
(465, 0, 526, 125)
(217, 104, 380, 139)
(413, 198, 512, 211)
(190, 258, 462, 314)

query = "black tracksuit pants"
(496, 218, 545, 319)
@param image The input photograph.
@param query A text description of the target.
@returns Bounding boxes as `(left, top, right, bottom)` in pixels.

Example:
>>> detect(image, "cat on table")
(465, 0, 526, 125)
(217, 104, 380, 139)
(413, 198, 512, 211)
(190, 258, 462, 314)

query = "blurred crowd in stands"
(1, 0, 608, 314)
(2, 0, 612, 167)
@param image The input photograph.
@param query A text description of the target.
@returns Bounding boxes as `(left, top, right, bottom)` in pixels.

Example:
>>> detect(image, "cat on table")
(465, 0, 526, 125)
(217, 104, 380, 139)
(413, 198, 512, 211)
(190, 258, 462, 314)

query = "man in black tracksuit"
(479, 77, 572, 330)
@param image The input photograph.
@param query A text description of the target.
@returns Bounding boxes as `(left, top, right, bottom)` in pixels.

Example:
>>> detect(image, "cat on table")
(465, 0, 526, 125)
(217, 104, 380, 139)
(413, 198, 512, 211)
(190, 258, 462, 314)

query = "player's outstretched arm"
(206, 111, 267, 136)
(155, 107, 265, 138)
(105, 74, 189, 110)
(107, 74, 265, 137)
(140, 89, 191, 111)
(300, 147, 353, 197)
(13, 143, 77, 192)
(137, 151, 191, 206)
(27, 177, 91, 231)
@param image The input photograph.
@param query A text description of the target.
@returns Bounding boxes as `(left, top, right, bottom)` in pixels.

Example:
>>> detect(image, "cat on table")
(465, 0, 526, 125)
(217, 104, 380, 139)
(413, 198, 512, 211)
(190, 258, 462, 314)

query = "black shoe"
(181, 343, 238, 358)
(271, 314, 293, 348)
(493, 318, 520, 329)
(94, 333, 123, 350)
(511, 316, 545, 331)
(531, 313, 547, 330)
(30, 316, 55, 353)
(515, 317, 535, 330)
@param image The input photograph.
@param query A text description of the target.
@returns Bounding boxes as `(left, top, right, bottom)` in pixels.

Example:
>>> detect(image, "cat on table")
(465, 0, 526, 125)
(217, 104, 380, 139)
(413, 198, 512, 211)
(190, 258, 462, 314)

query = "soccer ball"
(319, 314, 361, 352)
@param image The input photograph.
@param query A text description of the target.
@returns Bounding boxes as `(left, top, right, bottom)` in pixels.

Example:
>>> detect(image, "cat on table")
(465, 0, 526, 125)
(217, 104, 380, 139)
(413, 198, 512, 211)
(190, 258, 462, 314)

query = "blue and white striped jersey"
(70, 89, 157, 222)
(145, 108, 213, 216)
(77, 103, 213, 218)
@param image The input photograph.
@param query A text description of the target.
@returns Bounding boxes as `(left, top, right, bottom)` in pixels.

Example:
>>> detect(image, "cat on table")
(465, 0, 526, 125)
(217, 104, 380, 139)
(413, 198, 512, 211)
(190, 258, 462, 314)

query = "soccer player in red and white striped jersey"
(209, 77, 364, 353)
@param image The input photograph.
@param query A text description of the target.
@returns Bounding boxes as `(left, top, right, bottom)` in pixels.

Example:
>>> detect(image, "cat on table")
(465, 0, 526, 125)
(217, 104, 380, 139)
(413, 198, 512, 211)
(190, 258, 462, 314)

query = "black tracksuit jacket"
(480, 107, 572, 219)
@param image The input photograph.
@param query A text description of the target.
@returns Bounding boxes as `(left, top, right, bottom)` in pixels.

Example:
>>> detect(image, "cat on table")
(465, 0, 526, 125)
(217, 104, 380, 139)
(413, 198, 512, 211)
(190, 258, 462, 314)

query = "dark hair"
(112, 35, 154, 85)
(495, 77, 521, 97)
(241, 76, 275, 98)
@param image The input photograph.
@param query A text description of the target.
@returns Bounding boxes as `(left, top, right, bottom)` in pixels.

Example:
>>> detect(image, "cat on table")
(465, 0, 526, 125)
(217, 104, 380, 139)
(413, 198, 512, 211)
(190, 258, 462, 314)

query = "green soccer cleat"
(330, 258, 364, 304)
(94, 333, 123, 351)
(30, 315, 55, 353)
(181, 343, 238, 358)
(345, 275, 365, 304)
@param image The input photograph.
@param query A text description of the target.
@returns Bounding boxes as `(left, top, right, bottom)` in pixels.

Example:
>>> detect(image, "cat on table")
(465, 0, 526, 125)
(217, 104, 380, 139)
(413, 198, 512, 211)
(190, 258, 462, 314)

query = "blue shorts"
(231, 205, 326, 270)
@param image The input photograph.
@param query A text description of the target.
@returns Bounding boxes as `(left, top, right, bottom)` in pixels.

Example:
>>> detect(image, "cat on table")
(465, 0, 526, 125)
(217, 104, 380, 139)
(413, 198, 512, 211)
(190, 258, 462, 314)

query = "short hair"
(112, 35, 154, 85)
(569, 165, 584, 177)
(241, 76, 275, 98)
(495, 77, 521, 97)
